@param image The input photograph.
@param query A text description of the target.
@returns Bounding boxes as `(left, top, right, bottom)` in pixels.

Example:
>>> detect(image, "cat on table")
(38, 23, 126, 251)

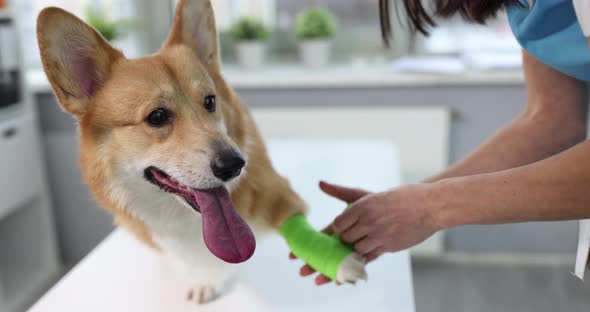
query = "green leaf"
(295, 7, 337, 40)
(229, 17, 270, 41)
(84, 5, 137, 42)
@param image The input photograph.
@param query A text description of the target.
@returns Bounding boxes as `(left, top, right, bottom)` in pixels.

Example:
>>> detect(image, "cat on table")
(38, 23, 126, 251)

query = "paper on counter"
(390, 56, 466, 74)
(462, 51, 523, 70)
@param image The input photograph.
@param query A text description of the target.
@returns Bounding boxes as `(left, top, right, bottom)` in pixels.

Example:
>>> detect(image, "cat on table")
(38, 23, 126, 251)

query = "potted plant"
(295, 7, 337, 68)
(85, 6, 135, 44)
(230, 17, 270, 70)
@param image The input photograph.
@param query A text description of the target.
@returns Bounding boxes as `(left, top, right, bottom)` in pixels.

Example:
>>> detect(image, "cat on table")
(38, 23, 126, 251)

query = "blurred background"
(0, 0, 589, 311)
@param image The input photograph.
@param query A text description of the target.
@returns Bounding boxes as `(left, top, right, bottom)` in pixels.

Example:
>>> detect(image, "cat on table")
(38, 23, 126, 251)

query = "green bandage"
(279, 214, 354, 281)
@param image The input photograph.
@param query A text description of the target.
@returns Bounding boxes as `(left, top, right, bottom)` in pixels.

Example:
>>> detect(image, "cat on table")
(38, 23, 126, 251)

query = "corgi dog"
(37, 0, 364, 304)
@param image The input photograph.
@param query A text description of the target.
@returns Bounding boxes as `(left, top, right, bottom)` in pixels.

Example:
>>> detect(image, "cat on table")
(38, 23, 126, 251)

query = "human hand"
(333, 183, 442, 262)
(289, 181, 370, 286)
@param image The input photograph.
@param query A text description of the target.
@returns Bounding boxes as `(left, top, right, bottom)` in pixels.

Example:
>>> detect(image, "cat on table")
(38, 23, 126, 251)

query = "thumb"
(319, 181, 368, 204)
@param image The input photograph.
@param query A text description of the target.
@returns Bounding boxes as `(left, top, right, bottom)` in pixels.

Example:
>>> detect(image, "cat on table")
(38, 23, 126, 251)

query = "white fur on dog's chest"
(111, 169, 236, 285)
(149, 198, 238, 286)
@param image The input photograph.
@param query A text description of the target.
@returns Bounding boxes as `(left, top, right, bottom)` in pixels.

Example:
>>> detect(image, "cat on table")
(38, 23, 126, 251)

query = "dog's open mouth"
(144, 166, 255, 264)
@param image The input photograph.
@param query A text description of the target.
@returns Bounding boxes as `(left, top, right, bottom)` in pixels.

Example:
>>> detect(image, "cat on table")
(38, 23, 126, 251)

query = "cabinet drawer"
(0, 114, 43, 219)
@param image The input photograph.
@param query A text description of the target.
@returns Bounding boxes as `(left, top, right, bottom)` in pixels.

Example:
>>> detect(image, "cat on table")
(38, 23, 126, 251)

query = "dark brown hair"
(379, 0, 522, 46)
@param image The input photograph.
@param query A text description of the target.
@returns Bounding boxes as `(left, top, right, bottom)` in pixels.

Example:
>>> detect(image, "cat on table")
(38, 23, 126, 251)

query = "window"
(20, 0, 521, 69)
(169, 0, 276, 31)
(420, 15, 520, 54)
(168, 0, 519, 66)
(272, 0, 404, 63)
(192, 0, 407, 65)
(15, 0, 140, 68)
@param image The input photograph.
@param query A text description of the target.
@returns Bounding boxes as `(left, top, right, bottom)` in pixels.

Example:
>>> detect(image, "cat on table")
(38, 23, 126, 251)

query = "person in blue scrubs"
(295, 0, 590, 285)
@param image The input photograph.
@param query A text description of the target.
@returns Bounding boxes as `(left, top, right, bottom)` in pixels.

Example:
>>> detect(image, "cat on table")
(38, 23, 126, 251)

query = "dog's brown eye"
(146, 108, 171, 127)
(204, 95, 216, 113)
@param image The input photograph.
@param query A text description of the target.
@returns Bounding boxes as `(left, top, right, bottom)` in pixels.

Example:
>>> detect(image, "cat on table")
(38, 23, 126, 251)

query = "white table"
(28, 140, 415, 312)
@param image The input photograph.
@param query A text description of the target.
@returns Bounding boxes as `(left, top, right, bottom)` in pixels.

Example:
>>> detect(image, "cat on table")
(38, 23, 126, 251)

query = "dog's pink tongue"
(191, 187, 255, 263)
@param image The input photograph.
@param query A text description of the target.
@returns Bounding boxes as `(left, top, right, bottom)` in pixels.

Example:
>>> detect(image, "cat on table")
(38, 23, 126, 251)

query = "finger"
(300, 265, 316, 276)
(340, 224, 370, 244)
(321, 223, 335, 235)
(333, 205, 363, 233)
(315, 274, 332, 286)
(365, 248, 384, 263)
(385, 242, 407, 254)
(354, 237, 382, 255)
(319, 181, 368, 203)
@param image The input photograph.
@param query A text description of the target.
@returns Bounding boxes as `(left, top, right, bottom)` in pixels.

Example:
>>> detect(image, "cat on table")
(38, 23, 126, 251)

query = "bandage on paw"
(280, 214, 368, 283)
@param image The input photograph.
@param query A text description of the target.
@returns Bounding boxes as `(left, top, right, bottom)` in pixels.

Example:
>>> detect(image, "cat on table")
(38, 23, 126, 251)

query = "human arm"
(436, 131, 590, 227)
(333, 137, 590, 260)
(293, 48, 589, 285)
(331, 50, 589, 257)
(426, 50, 587, 182)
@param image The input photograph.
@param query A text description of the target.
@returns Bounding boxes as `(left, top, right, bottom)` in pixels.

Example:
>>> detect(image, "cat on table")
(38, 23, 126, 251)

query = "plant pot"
(299, 40, 332, 68)
(235, 41, 266, 70)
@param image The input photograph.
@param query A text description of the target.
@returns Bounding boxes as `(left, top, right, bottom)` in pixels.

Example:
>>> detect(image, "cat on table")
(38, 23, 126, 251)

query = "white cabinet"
(0, 108, 61, 312)
(0, 113, 43, 219)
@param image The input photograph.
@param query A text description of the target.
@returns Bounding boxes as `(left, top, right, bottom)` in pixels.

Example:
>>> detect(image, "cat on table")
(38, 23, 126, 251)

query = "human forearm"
(435, 139, 590, 228)
(427, 51, 587, 183)
(425, 112, 586, 183)
(325, 139, 590, 257)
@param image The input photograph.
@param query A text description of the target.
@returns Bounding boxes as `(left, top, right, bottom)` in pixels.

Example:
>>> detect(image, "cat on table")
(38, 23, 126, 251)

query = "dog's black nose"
(211, 150, 246, 182)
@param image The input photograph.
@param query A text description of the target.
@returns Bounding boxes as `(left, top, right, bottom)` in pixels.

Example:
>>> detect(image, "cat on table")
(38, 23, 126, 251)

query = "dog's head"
(37, 0, 255, 263)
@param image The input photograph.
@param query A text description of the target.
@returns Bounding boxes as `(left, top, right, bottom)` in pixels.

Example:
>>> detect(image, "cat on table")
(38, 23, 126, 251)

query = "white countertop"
(28, 140, 414, 312)
(26, 64, 524, 93)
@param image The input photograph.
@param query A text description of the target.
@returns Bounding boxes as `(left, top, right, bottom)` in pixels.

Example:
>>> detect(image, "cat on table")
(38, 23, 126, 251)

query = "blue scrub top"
(507, 0, 590, 81)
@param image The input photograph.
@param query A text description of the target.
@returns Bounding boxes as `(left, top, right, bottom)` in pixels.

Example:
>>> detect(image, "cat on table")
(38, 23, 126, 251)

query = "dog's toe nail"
(188, 285, 218, 304)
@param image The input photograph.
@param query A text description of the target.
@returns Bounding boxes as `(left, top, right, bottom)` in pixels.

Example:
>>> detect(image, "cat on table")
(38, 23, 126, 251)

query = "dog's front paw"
(186, 285, 218, 304)
(337, 252, 368, 284)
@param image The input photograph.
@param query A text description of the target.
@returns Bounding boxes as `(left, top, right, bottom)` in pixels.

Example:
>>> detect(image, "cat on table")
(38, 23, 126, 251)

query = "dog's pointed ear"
(37, 7, 124, 116)
(164, 0, 220, 70)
